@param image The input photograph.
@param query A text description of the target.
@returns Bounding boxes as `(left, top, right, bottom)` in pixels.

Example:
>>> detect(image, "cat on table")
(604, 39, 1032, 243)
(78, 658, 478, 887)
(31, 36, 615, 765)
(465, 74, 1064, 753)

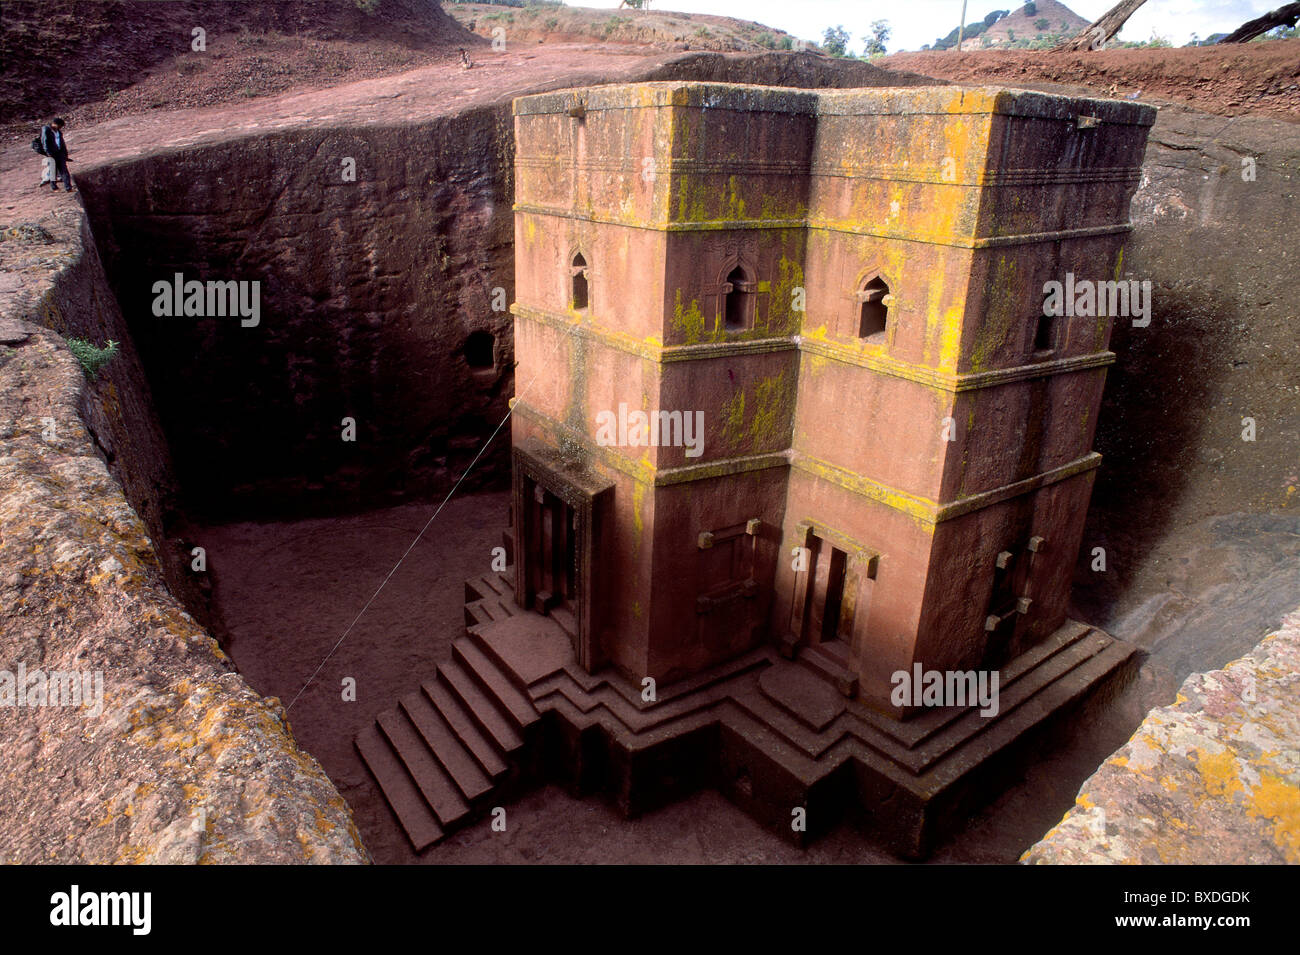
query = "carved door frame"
(788, 520, 879, 662)
(512, 442, 613, 673)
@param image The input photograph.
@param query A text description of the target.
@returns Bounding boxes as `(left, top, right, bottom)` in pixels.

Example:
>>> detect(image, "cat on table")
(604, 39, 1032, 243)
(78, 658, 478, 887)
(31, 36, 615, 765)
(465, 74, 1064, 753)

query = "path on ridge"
(0, 43, 689, 183)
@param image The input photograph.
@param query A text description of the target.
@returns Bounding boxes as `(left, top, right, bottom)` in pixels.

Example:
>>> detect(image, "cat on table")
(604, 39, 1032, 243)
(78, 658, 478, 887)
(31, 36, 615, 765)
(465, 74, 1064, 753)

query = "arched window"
(722, 265, 755, 331)
(570, 253, 589, 310)
(857, 277, 890, 340)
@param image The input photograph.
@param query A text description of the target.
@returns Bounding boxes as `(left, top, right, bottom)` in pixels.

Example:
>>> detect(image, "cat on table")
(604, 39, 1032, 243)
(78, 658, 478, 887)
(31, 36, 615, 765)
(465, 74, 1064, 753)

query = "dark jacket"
(40, 125, 68, 161)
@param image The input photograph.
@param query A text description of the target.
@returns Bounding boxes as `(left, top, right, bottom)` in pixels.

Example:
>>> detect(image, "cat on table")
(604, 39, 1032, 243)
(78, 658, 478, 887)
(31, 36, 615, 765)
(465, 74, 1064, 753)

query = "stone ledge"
(1021, 607, 1300, 864)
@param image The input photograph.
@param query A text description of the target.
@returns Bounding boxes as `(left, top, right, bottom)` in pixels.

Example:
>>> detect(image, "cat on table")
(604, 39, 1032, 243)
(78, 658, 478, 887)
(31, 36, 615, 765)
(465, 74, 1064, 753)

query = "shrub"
(66, 337, 120, 380)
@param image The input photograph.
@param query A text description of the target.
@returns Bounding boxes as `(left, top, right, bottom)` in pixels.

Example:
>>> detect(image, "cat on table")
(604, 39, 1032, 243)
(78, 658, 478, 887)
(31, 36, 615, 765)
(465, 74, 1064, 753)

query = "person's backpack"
(31, 134, 47, 156)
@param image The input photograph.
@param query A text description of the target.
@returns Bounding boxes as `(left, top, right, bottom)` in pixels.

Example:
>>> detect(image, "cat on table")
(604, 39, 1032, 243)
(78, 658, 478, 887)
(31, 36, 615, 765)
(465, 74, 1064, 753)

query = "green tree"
(1035, 17, 1050, 30)
(863, 19, 890, 56)
(822, 24, 850, 56)
(1024, 1, 1037, 14)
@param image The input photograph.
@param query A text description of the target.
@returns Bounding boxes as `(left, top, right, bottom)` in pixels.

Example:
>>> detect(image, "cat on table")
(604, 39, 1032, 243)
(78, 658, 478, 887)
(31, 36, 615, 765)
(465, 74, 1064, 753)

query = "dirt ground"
(202, 487, 1298, 864)
(0, 36, 658, 152)
(13, 11, 1296, 148)
(196, 490, 1091, 864)
(0, 0, 478, 128)
(447, 3, 797, 53)
(885, 41, 1300, 125)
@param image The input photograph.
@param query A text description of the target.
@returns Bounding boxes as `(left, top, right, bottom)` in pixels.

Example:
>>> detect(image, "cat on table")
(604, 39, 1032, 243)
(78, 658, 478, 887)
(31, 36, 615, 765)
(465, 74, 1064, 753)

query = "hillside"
(0, 1, 813, 140)
(0, 0, 477, 124)
(445, 3, 801, 52)
(886, 39, 1300, 122)
(970, 0, 1089, 49)
(928, 0, 1090, 51)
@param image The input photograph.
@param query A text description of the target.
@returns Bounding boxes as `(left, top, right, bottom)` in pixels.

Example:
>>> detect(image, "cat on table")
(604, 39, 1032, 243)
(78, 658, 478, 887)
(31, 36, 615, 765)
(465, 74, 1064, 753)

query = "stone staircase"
(357, 565, 1139, 856)
(463, 570, 517, 630)
(354, 571, 541, 851)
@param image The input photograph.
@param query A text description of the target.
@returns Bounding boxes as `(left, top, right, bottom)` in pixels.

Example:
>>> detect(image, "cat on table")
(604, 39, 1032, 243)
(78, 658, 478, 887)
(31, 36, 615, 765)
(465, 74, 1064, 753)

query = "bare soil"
(0, 0, 478, 126)
(447, 3, 798, 53)
(885, 40, 1300, 124)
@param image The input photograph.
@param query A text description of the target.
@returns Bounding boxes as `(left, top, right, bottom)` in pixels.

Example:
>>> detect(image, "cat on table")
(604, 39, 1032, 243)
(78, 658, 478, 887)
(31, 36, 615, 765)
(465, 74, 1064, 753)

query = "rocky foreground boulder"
(1023, 607, 1300, 864)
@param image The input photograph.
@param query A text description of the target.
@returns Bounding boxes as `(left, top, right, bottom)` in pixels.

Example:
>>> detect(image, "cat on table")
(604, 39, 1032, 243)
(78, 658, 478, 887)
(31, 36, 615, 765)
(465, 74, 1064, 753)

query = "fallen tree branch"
(1218, 2, 1300, 43)
(1055, 0, 1149, 51)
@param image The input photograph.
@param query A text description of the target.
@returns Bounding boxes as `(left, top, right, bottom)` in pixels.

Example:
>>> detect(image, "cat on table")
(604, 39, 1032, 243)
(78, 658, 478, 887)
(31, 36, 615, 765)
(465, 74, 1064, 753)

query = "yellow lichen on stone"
(1247, 772, 1300, 861)
(1022, 607, 1300, 865)
(672, 289, 705, 345)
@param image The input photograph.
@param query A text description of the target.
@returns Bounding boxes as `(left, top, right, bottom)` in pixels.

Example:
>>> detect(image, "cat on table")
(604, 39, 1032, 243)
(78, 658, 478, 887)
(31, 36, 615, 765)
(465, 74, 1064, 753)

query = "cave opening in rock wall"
(73, 120, 518, 861)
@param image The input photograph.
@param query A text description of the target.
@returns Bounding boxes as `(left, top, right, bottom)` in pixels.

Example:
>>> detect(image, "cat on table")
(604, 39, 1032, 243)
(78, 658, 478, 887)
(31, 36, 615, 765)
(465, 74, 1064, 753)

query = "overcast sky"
(570, 1, 1278, 53)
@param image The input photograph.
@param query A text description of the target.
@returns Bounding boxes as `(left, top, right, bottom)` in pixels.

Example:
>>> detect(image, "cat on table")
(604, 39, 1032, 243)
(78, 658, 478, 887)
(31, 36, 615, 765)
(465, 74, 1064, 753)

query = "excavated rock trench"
(2, 49, 970, 863)
(73, 108, 526, 865)
(3, 48, 1296, 863)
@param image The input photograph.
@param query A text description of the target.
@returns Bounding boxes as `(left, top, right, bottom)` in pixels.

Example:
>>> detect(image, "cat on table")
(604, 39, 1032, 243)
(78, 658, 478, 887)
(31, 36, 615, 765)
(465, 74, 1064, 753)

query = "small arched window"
(570, 253, 589, 310)
(857, 276, 890, 340)
(722, 265, 755, 331)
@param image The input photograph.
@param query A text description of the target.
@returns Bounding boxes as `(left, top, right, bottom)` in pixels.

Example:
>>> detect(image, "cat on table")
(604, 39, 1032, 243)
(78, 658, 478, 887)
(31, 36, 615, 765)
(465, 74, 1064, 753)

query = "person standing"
(40, 117, 72, 192)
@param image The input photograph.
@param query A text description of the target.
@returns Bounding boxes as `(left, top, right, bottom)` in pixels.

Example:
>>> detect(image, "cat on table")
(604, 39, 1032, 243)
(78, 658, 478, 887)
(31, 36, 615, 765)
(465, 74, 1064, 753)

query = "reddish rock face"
(511, 82, 1154, 711)
(79, 111, 515, 520)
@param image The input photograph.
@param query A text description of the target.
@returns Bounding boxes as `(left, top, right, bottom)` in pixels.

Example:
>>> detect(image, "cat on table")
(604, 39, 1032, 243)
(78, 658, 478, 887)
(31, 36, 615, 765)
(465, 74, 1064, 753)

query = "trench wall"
(79, 108, 515, 521)
(1074, 107, 1298, 623)
(0, 209, 368, 863)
